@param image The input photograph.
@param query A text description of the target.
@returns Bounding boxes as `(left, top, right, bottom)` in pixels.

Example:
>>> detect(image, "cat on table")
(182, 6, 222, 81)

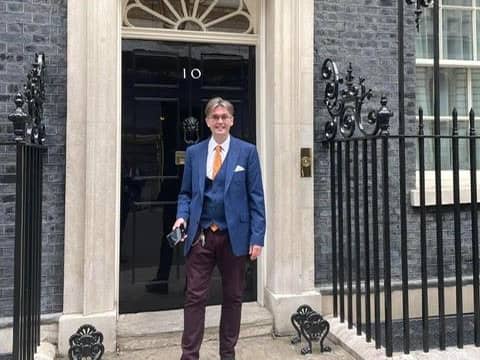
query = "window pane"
(441, 68, 468, 116)
(443, 0, 472, 5)
(443, 9, 473, 60)
(123, 0, 255, 34)
(416, 67, 432, 115)
(416, 8, 433, 58)
(478, 11, 480, 59)
(416, 67, 468, 117)
(473, 70, 480, 113)
(418, 121, 472, 170)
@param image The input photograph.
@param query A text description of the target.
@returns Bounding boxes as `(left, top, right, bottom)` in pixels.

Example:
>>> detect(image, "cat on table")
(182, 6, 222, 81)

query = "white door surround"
(59, 0, 316, 354)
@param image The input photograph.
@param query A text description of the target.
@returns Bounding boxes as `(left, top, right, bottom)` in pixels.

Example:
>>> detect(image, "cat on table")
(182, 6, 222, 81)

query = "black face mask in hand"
(166, 224, 185, 248)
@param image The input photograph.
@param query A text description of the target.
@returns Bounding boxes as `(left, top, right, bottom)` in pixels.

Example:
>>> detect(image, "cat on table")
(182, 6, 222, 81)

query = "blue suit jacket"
(176, 136, 266, 256)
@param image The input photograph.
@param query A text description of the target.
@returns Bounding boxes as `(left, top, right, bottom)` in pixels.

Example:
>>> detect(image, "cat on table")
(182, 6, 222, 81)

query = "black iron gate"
(6, 53, 47, 360)
(321, 0, 480, 357)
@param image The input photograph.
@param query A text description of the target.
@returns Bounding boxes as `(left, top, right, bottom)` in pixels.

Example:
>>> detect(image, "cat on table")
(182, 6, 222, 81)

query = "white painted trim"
(263, 0, 316, 334)
(416, 59, 480, 68)
(256, 0, 266, 307)
(65, 1, 316, 339)
(115, 1, 123, 321)
(122, 27, 258, 45)
(410, 170, 480, 206)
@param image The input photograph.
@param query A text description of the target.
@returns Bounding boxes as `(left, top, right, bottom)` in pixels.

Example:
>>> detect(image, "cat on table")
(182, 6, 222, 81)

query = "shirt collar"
(208, 135, 230, 154)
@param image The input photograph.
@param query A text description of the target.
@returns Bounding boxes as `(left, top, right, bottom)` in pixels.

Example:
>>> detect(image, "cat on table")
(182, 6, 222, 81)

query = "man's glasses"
(208, 114, 232, 122)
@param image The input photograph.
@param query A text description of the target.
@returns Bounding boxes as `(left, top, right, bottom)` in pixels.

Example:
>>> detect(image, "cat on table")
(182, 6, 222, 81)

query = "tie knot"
(215, 145, 222, 152)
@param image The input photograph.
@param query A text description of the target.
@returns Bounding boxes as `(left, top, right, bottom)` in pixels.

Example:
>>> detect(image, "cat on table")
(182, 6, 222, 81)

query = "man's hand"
(249, 245, 262, 261)
(172, 218, 187, 241)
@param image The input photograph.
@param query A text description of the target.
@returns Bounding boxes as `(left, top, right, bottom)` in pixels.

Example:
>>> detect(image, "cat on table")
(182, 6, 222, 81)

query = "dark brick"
(6, 23, 21, 33)
(0, 175, 15, 183)
(6, 3, 23, 13)
(0, 0, 66, 318)
(314, 0, 417, 286)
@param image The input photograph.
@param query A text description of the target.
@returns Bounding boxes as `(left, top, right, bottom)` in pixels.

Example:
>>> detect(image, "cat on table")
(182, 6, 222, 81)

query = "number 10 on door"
(183, 68, 202, 80)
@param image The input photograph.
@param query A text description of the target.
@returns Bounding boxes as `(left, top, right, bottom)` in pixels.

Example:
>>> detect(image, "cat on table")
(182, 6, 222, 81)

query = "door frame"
(61, 0, 314, 354)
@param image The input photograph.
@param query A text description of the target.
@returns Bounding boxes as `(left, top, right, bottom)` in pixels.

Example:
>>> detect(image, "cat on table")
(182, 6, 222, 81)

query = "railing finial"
(7, 53, 46, 144)
(376, 95, 393, 133)
(8, 93, 29, 142)
(406, 0, 434, 32)
(469, 108, 476, 135)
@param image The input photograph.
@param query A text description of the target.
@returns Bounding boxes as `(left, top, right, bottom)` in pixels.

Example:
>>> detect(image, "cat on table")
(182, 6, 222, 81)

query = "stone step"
(117, 302, 273, 352)
(106, 335, 353, 360)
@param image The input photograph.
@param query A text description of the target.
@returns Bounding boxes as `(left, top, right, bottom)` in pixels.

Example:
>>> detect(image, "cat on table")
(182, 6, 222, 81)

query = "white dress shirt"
(206, 135, 230, 180)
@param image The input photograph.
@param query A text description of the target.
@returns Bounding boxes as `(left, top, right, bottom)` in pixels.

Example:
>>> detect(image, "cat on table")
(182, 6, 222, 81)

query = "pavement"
(104, 335, 354, 360)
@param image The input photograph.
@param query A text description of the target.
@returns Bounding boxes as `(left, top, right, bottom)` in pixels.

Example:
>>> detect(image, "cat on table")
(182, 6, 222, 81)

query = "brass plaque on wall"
(175, 151, 186, 165)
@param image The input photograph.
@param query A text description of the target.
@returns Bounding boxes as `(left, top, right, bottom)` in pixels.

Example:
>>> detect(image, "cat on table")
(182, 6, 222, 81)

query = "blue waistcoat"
(200, 163, 227, 230)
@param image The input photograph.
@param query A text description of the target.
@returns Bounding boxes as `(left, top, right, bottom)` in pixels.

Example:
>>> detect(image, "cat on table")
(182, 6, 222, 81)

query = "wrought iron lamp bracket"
(321, 59, 392, 141)
(8, 53, 46, 144)
(406, 0, 434, 31)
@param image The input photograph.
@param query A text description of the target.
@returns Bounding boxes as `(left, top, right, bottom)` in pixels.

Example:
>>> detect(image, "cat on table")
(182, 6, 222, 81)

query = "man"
(173, 97, 266, 360)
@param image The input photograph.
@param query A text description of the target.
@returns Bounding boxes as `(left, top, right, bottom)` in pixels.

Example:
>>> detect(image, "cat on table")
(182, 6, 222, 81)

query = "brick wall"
(0, 0, 66, 317)
(314, 0, 419, 285)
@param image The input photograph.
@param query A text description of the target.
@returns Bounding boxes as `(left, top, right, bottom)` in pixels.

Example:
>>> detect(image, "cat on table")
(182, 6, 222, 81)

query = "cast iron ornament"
(321, 58, 393, 140)
(290, 305, 331, 355)
(300, 312, 331, 354)
(291, 304, 314, 345)
(8, 53, 46, 144)
(183, 116, 200, 144)
(406, 0, 434, 31)
(68, 324, 105, 360)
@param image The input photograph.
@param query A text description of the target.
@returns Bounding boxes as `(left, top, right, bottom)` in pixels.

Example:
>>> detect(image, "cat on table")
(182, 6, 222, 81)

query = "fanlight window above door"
(123, 0, 256, 34)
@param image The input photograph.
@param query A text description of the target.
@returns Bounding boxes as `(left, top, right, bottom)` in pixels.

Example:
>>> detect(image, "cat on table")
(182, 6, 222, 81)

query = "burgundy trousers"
(181, 229, 246, 360)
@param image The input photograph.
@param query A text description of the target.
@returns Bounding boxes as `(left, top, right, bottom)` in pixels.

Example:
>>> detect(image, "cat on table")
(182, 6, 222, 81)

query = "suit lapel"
(224, 136, 240, 194)
(198, 140, 208, 197)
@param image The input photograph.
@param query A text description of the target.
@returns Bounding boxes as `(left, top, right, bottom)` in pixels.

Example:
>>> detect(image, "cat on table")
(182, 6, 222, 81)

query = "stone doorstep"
(326, 315, 480, 360)
(34, 342, 56, 360)
(117, 302, 273, 352)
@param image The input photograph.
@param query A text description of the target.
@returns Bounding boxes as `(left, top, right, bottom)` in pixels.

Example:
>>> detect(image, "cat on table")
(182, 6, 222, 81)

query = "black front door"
(120, 40, 256, 314)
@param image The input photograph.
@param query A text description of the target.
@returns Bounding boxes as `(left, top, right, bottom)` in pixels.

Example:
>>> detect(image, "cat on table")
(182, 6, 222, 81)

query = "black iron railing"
(322, 55, 480, 356)
(325, 107, 480, 357)
(7, 53, 47, 360)
(321, 0, 480, 356)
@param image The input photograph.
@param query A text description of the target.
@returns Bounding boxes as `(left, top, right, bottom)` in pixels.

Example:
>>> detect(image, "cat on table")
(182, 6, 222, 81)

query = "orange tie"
(212, 145, 222, 179)
(210, 145, 222, 232)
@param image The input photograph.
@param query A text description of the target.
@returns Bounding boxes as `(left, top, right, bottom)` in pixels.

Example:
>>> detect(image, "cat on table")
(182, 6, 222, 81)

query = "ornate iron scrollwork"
(183, 116, 200, 144)
(322, 58, 393, 140)
(300, 312, 331, 355)
(8, 53, 46, 144)
(291, 304, 314, 344)
(406, 0, 433, 31)
(68, 324, 105, 360)
(290, 305, 331, 355)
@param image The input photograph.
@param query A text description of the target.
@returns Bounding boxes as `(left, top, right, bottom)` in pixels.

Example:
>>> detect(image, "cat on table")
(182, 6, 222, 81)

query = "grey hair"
(204, 97, 234, 117)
